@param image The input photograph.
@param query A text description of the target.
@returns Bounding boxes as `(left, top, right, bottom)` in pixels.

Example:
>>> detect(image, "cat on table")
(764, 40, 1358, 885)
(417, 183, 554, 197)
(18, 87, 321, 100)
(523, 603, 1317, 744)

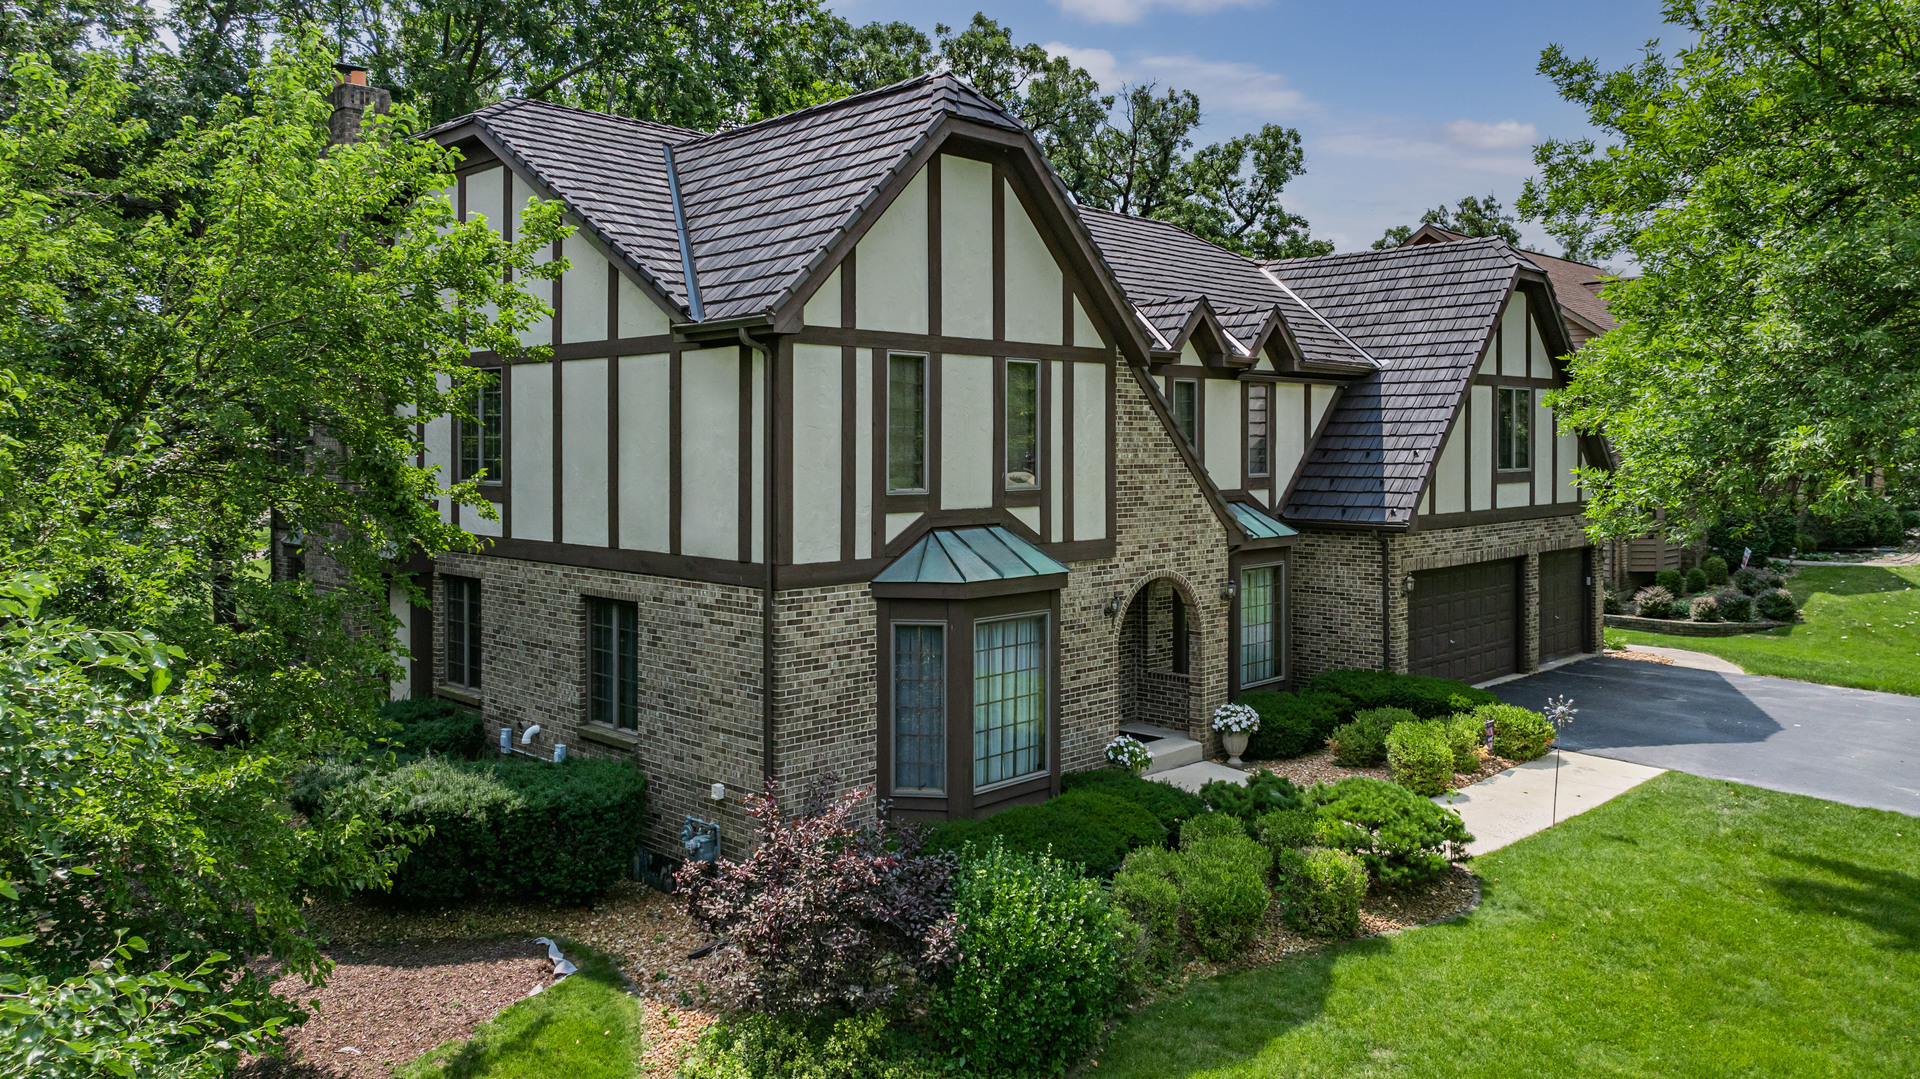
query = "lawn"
(1618, 564, 1920, 696)
(1095, 772, 1919, 1078)
(397, 942, 646, 1079)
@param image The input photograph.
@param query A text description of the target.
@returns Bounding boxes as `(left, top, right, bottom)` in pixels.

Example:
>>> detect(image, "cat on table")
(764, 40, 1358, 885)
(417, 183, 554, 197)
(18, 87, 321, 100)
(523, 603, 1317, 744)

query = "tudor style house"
(323, 71, 1607, 856)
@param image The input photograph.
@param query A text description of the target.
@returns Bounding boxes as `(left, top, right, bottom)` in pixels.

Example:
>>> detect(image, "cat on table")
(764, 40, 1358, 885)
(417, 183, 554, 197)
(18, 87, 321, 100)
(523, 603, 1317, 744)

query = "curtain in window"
(589, 598, 639, 729)
(1240, 566, 1276, 685)
(445, 576, 482, 688)
(892, 624, 945, 791)
(973, 616, 1046, 786)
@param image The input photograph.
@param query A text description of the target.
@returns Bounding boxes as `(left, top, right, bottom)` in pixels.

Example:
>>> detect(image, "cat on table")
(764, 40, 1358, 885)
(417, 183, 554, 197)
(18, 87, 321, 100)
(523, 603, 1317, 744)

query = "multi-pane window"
(458, 369, 504, 483)
(1246, 383, 1270, 477)
(1005, 360, 1039, 488)
(888, 353, 926, 491)
(444, 575, 482, 689)
(588, 597, 639, 730)
(1497, 387, 1532, 471)
(1239, 564, 1283, 686)
(973, 615, 1046, 787)
(1172, 380, 1198, 448)
(892, 624, 946, 792)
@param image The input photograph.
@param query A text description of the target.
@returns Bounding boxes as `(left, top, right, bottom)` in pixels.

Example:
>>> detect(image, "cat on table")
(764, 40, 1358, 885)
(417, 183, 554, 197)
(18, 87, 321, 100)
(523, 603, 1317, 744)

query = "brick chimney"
(326, 62, 391, 145)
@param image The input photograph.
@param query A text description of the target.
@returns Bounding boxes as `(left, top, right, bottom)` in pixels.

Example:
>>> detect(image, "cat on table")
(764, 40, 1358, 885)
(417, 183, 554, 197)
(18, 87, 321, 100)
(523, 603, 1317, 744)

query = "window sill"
(436, 684, 482, 707)
(578, 722, 639, 749)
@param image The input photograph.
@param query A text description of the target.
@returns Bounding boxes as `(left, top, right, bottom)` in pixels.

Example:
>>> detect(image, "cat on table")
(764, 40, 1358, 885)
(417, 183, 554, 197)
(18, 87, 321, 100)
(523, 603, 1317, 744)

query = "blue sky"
(830, 0, 1677, 255)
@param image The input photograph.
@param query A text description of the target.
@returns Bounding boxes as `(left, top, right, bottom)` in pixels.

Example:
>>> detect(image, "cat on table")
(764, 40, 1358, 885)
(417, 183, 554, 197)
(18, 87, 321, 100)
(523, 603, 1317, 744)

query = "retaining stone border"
(1604, 613, 1787, 637)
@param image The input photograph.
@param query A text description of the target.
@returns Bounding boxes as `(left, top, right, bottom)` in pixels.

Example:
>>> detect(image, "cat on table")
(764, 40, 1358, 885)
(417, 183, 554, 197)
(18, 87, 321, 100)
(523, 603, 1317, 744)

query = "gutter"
(664, 145, 704, 322)
(738, 328, 778, 784)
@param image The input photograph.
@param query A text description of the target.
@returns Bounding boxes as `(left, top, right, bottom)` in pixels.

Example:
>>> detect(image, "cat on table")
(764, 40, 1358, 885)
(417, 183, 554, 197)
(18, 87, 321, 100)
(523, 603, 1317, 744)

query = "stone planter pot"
(1221, 731, 1249, 766)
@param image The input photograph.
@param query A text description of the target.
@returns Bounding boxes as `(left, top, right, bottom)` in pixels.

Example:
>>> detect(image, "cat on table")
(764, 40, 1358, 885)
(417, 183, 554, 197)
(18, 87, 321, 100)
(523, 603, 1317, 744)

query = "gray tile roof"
(1268, 237, 1529, 526)
(451, 75, 1020, 322)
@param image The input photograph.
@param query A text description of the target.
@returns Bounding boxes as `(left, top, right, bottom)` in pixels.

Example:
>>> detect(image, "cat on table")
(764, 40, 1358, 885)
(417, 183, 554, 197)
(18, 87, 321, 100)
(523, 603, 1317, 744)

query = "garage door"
(1539, 548, 1590, 662)
(1409, 559, 1518, 685)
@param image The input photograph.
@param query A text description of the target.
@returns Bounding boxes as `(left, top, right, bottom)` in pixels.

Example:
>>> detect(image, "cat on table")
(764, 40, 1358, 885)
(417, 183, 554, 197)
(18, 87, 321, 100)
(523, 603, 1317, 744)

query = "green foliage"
(1656, 569, 1686, 596)
(1703, 556, 1731, 587)
(1384, 721, 1455, 797)
(1634, 586, 1679, 619)
(1253, 808, 1318, 854)
(679, 1011, 938, 1079)
(313, 756, 648, 905)
(1328, 707, 1416, 767)
(1238, 690, 1343, 759)
(1442, 713, 1486, 773)
(1757, 588, 1800, 622)
(934, 843, 1129, 1077)
(1522, 3, 1920, 540)
(1477, 704, 1554, 762)
(1284, 848, 1368, 938)
(924, 790, 1165, 877)
(1174, 836, 1271, 961)
(1689, 595, 1724, 622)
(381, 698, 486, 759)
(1110, 859, 1183, 974)
(1179, 810, 1250, 848)
(1197, 770, 1306, 821)
(1308, 778, 1472, 888)
(1715, 589, 1755, 622)
(1061, 767, 1205, 830)
(1308, 669, 1497, 720)
(1686, 567, 1709, 595)
(1373, 192, 1522, 249)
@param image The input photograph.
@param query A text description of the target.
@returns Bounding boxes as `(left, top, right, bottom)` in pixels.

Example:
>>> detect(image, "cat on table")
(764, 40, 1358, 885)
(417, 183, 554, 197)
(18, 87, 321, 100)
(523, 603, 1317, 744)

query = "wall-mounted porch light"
(1103, 593, 1123, 618)
(1403, 574, 1417, 594)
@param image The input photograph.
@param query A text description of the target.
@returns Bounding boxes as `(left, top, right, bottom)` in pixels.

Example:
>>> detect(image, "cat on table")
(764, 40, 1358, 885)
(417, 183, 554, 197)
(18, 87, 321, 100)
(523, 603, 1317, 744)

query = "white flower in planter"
(1105, 735, 1152, 775)
(1211, 702, 1260, 733)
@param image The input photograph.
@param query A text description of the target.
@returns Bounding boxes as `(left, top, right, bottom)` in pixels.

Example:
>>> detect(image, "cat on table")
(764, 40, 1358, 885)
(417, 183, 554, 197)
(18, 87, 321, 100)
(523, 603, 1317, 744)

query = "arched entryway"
(1117, 575, 1201, 736)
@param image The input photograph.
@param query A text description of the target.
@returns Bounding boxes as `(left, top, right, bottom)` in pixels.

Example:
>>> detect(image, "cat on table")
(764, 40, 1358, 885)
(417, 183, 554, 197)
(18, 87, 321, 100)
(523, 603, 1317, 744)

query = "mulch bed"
(1608, 649, 1676, 665)
(237, 938, 552, 1078)
(1246, 748, 1520, 793)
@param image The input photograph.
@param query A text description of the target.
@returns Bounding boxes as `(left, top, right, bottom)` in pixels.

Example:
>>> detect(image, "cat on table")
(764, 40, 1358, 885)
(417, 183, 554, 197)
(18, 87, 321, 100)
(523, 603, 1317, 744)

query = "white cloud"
(1055, 0, 1266, 26)
(1317, 118, 1535, 179)
(1443, 118, 1539, 150)
(1043, 44, 1312, 120)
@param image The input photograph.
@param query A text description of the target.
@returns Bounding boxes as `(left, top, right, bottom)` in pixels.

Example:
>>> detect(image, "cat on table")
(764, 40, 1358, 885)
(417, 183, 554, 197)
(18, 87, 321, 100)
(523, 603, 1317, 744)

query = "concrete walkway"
(1620, 644, 1743, 674)
(1436, 750, 1666, 856)
(1150, 760, 1247, 792)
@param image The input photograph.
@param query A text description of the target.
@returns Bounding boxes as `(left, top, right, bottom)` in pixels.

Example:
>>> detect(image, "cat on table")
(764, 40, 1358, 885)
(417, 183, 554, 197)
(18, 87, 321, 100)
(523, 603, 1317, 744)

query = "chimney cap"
(333, 61, 369, 85)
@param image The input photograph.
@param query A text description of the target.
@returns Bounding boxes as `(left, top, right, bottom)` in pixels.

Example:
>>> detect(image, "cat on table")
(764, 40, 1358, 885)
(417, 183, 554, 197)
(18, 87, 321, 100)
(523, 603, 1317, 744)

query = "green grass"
(396, 942, 645, 1079)
(1619, 564, 1920, 695)
(1095, 772, 1919, 1078)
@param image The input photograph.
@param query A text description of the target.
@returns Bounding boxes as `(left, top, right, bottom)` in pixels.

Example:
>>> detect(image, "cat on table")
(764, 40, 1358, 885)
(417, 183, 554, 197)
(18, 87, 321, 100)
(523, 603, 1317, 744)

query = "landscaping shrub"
(678, 780, 954, 1014)
(1655, 568, 1685, 596)
(1633, 585, 1679, 618)
(1328, 707, 1415, 767)
(1715, 589, 1754, 622)
(1061, 767, 1204, 831)
(1689, 595, 1723, 622)
(1198, 769, 1306, 821)
(1179, 810, 1249, 847)
(1442, 713, 1484, 773)
(1384, 721, 1454, 796)
(1253, 807, 1317, 853)
(289, 757, 368, 819)
(1685, 567, 1708, 595)
(682, 1011, 940, 1079)
(1308, 669, 1496, 720)
(924, 790, 1165, 877)
(1110, 857, 1182, 973)
(933, 842, 1129, 1077)
(379, 697, 485, 759)
(1733, 567, 1768, 595)
(1476, 703, 1554, 761)
(1307, 777, 1472, 888)
(325, 756, 648, 906)
(1603, 589, 1627, 615)
(1280, 848, 1368, 938)
(1756, 588, 1799, 622)
(1702, 555, 1730, 587)
(1175, 835, 1271, 961)
(1237, 690, 1345, 758)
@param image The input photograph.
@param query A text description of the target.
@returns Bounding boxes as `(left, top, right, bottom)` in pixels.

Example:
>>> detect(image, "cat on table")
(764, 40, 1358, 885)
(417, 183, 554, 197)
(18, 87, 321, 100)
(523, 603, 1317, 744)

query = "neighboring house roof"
(1078, 207, 1375, 371)
(438, 75, 1024, 323)
(1402, 223, 1617, 337)
(1268, 237, 1543, 527)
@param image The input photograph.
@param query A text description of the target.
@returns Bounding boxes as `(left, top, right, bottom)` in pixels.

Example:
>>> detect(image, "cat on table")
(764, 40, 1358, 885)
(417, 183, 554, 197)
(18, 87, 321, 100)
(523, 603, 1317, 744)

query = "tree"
(1167, 124, 1333, 260)
(1373, 192, 1521, 249)
(1081, 83, 1200, 217)
(1519, 0, 1920, 541)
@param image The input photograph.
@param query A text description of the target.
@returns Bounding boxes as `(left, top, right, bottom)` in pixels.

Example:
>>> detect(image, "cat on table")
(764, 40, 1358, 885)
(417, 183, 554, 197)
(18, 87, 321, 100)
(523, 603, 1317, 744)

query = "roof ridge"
(472, 96, 702, 140)
(680, 72, 959, 149)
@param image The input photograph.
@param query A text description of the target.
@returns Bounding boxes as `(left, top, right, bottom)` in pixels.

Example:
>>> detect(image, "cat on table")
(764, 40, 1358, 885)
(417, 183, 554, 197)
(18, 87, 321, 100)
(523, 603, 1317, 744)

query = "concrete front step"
(1119, 721, 1204, 774)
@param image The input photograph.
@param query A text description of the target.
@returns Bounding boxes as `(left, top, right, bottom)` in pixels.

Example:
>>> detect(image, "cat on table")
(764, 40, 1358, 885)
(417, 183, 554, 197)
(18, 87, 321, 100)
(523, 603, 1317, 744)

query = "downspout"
(740, 329, 776, 784)
(1379, 530, 1392, 672)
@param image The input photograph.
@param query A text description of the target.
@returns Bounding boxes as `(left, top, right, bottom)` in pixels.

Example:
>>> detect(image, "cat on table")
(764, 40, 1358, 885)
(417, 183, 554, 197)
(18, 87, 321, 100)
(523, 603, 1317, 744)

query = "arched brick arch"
(1114, 570, 1207, 739)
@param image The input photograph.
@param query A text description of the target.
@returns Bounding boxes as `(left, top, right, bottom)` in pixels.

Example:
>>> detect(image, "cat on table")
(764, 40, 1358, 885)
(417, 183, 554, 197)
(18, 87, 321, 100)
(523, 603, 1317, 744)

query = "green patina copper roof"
(873, 526, 1069, 586)
(1229, 501, 1299, 540)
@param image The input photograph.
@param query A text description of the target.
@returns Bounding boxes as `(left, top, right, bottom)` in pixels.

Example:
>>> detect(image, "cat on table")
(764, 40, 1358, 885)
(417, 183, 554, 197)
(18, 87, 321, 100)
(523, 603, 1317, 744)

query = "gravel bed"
(1609, 649, 1676, 665)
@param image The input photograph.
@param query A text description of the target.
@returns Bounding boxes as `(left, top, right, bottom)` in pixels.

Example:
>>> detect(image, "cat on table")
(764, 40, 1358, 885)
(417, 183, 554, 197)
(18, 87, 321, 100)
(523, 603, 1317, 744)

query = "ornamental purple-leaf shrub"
(675, 776, 958, 1015)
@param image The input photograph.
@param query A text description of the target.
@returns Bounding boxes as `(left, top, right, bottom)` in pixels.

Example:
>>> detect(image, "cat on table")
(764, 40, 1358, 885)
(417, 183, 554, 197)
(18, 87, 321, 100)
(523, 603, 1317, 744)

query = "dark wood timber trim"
(1062, 352, 1075, 541)
(871, 347, 887, 555)
(1420, 501, 1589, 529)
(484, 537, 768, 587)
(468, 333, 680, 365)
(549, 317, 563, 543)
(926, 350, 943, 509)
(792, 327, 1111, 365)
(871, 572, 1067, 601)
(408, 567, 435, 698)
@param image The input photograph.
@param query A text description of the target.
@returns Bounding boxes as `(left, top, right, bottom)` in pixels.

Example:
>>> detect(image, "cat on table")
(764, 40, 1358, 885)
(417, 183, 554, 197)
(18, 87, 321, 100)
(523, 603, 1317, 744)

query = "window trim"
(1496, 386, 1532, 473)
(1004, 358, 1040, 491)
(456, 368, 505, 486)
(886, 351, 930, 495)
(585, 595, 640, 731)
(889, 619, 948, 795)
(1171, 378, 1199, 449)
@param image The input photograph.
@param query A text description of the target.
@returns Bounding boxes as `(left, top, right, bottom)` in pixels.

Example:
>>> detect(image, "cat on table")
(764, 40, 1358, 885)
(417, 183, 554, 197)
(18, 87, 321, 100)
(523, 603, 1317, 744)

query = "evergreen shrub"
(1655, 568, 1685, 595)
(924, 790, 1164, 877)
(1477, 704, 1554, 761)
(1283, 848, 1368, 937)
(1384, 721, 1454, 796)
(1328, 707, 1415, 767)
(1060, 768, 1204, 831)
(1308, 669, 1497, 719)
(1197, 770, 1305, 821)
(1756, 588, 1799, 622)
(1237, 690, 1346, 758)
(1702, 555, 1730, 587)
(1307, 777, 1472, 888)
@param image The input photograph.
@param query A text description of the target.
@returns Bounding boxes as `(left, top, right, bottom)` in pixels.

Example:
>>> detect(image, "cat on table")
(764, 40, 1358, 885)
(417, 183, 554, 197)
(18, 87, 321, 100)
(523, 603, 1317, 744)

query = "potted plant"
(1212, 703, 1260, 766)
(1105, 734, 1152, 775)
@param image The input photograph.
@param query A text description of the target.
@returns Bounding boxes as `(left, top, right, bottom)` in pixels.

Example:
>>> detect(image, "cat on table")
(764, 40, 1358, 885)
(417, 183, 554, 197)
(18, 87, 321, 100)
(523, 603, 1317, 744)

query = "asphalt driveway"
(1490, 656, 1920, 817)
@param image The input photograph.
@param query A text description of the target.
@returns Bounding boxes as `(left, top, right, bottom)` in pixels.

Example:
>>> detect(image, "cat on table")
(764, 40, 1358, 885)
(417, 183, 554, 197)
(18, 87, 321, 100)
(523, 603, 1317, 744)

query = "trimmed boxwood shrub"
(1328, 707, 1414, 767)
(1442, 713, 1484, 773)
(1384, 721, 1453, 796)
(1278, 847, 1367, 938)
(924, 790, 1165, 877)
(1702, 555, 1730, 587)
(1110, 853, 1182, 973)
(1756, 587, 1799, 622)
(1685, 567, 1708, 595)
(1476, 703, 1554, 762)
(1179, 810, 1248, 848)
(1655, 568, 1685, 596)
(1715, 589, 1754, 622)
(1197, 770, 1305, 821)
(934, 843, 1130, 1077)
(1237, 690, 1346, 759)
(1308, 669, 1497, 720)
(1175, 835, 1271, 961)
(1253, 807, 1317, 853)
(1061, 767, 1205, 831)
(1308, 777, 1472, 888)
(329, 756, 647, 905)
(379, 697, 485, 759)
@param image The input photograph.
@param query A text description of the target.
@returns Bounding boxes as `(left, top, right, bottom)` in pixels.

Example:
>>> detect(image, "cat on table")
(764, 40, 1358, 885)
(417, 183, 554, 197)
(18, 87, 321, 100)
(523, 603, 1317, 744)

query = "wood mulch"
(1608, 649, 1676, 665)
(1246, 748, 1520, 794)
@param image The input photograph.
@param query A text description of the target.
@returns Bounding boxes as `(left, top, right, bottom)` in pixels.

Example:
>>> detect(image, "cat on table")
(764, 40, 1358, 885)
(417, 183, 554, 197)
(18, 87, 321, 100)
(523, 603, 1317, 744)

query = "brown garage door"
(1409, 559, 1518, 685)
(1539, 548, 1590, 662)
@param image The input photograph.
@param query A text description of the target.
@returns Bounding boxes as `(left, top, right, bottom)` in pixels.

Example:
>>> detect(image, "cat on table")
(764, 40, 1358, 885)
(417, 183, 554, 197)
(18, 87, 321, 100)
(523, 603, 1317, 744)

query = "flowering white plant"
(1105, 735, 1152, 775)
(1211, 702, 1260, 734)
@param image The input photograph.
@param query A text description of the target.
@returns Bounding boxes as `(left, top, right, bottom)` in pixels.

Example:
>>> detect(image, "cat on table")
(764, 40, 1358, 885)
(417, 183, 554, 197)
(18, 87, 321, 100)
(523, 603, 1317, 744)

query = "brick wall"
(1288, 529, 1387, 682)
(1117, 579, 1192, 731)
(769, 582, 878, 801)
